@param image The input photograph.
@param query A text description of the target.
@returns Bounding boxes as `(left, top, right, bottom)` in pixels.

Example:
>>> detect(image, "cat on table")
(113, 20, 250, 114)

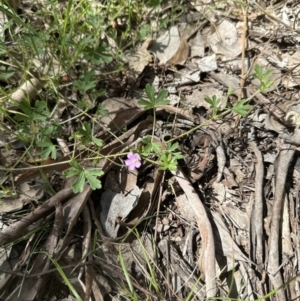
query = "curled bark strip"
(0, 188, 74, 246)
(11, 198, 65, 300)
(82, 206, 92, 300)
(10, 77, 46, 106)
(215, 144, 226, 183)
(268, 140, 297, 301)
(172, 168, 217, 297)
(249, 141, 264, 271)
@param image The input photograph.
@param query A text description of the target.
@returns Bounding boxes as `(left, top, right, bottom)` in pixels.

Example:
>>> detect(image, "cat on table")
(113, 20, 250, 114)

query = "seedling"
(63, 159, 103, 193)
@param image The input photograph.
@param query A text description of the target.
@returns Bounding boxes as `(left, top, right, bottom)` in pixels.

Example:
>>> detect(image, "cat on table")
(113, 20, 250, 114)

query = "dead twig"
(249, 141, 264, 272)
(0, 188, 74, 246)
(172, 168, 217, 297)
(215, 143, 226, 183)
(238, 3, 249, 101)
(267, 129, 300, 300)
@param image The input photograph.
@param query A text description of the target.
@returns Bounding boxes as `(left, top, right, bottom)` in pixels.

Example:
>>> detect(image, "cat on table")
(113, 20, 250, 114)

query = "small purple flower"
(125, 152, 141, 171)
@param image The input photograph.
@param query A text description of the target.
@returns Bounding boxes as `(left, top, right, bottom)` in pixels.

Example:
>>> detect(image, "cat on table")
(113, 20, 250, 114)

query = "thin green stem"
(151, 108, 156, 142)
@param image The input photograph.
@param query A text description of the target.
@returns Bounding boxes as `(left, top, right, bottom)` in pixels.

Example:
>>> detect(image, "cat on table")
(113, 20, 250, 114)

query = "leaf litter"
(1, 1, 300, 300)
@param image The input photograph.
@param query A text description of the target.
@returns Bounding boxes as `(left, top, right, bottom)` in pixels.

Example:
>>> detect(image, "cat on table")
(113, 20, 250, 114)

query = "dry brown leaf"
(209, 72, 240, 95)
(212, 211, 252, 263)
(175, 193, 195, 222)
(264, 114, 286, 133)
(62, 185, 92, 239)
(0, 184, 44, 213)
(125, 37, 153, 83)
(211, 182, 226, 203)
(221, 205, 249, 230)
(189, 30, 205, 57)
(120, 168, 138, 193)
(167, 37, 189, 65)
(121, 232, 155, 275)
(100, 185, 143, 238)
(173, 168, 217, 298)
(195, 54, 217, 72)
(125, 169, 163, 225)
(207, 20, 242, 59)
(148, 26, 181, 65)
(185, 87, 223, 109)
(97, 97, 142, 132)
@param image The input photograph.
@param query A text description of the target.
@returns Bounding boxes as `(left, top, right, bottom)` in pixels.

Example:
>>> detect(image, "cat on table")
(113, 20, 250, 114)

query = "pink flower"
(125, 152, 141, 171)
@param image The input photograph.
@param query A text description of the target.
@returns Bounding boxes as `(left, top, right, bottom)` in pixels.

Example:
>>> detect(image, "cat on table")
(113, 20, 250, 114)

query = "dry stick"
(154, 171, 165, 242)
(215, 144, 226, 183)
(0, 262, 91, 278)
(93, 256, 161, 301)
(267, 130, 300, 300)
(78, 205, 92, 299)
(247, 86, 286, 122)
(172, 168, 217, 298)
(253, 1, 294, 28)
(238, 3, 249, 101)
(0, 188, 74, 246)
(249, 141, 264, 273)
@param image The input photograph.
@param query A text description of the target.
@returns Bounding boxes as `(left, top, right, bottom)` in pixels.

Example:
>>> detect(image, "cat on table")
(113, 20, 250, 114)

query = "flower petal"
(127, 152, 134, 159)
(125, 159, 132, 166)
(135, 161, 141, 168)
(128, 163, 136, 171)
(133, 153, 140, 160)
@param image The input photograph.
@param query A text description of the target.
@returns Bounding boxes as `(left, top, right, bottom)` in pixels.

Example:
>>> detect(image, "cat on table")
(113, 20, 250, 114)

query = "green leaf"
(75, 121, 103, 147)
(0, 70, 15, 80)
(137, 98, 152, 110)
(231, 99, 253, 117)
(68, 159, 83, 171)
(138, 84, 170, 110)
(172, 151, 184, 160)
(155, 89, 169, 105)
(64, 160, 104, 193)
(15, 100, 48, 122)
(204, 96, 213, 106)
(166, 142, 179, 152)
(204, 95, 220, 108)
(253, 64, 263, 79)
(64, 169, 80, 178)
(144, 83, 155, 101)
(227, 87, 234, 96)
(73, 70, 96, 92)
(40, 122, 61, 137)
(92, 136, 104, 147)
(260, 80, 274, 91)
(96, 103, 109, 116)
(83, 44, 113, 64)
(146, 0, 161, 7)
(138, 24, 151, 40)
(141, 136, 162, 155)
(78, 100, 92, 111)
(37, 139, 57, 160)
(85, 169, 103, 190)
(158, 153, 178, 172)
(72, 172, 85, 193)
(33, 100, 49, 121)
(264, 70, 273, 79)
